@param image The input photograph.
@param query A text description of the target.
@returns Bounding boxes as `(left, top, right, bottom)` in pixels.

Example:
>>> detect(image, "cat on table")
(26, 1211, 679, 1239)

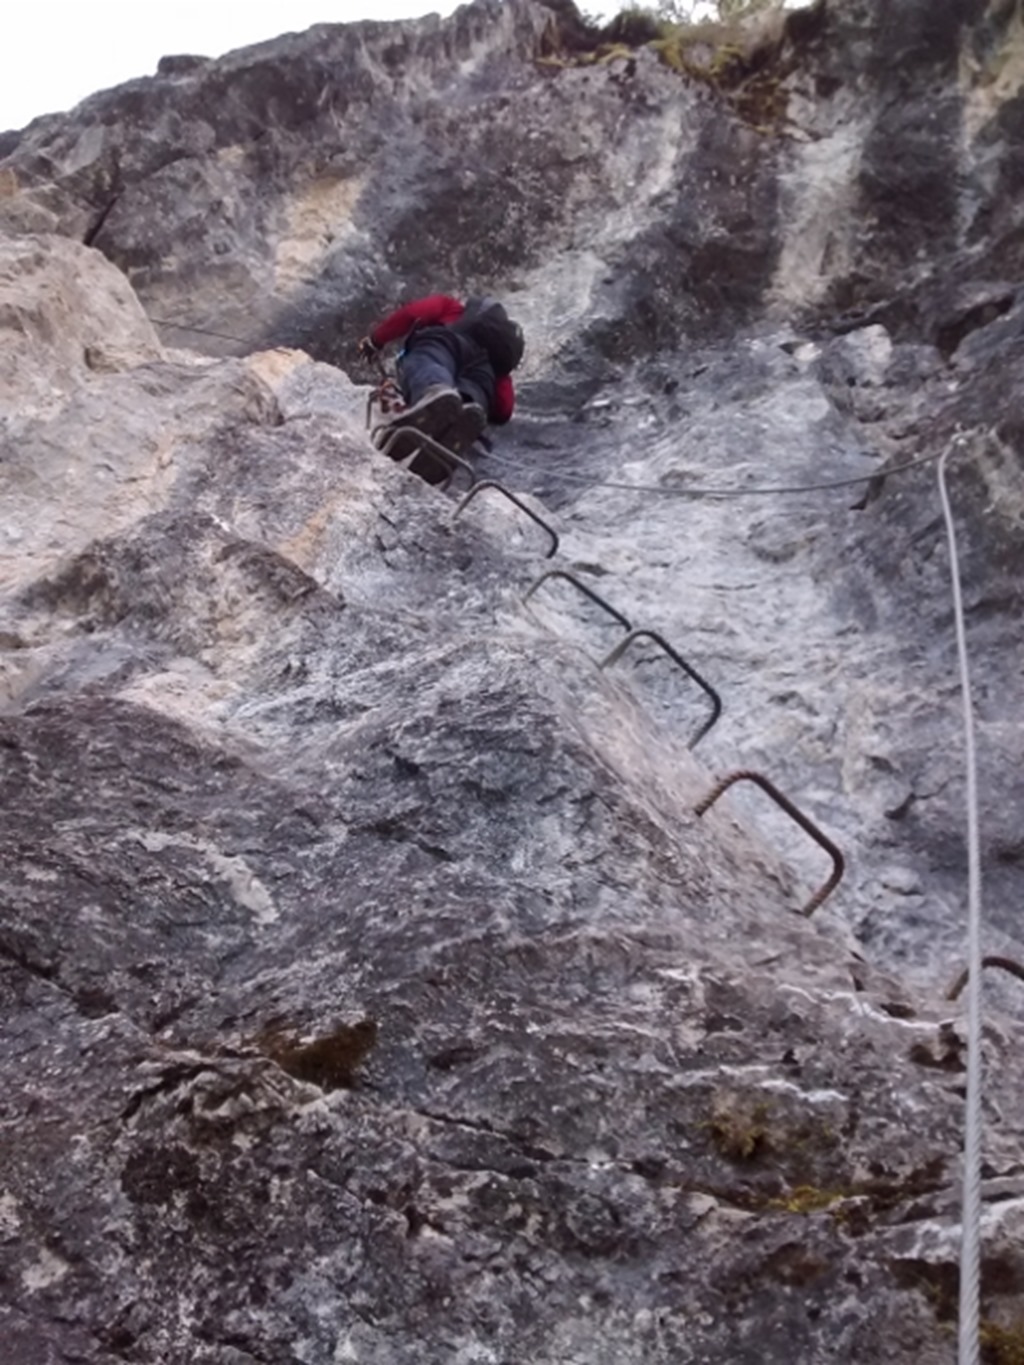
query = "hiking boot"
(386, 385, 461, 440)
(438, 401, 487, 457)
(374, 423, 456, 483)
(374, 385, 463, 482)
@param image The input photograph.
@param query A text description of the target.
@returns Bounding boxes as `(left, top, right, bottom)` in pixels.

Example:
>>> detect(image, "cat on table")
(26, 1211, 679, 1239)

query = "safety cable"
(480, 445, 944, 499)
(145, 317, 943, 501)
(938, 440, 984, 1365)
(150, 317, 260, 346)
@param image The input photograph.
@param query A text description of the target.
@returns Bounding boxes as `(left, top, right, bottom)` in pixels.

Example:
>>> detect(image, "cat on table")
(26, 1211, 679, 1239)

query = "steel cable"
(146, 316, 943, 500)
(480, 444, 944, 498)
(150, 317, 259, 346)
(937, 439, 984, 1365)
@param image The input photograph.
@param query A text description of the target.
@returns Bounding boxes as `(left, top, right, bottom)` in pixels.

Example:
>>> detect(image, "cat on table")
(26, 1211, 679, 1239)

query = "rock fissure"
(82, 191, 124, 249)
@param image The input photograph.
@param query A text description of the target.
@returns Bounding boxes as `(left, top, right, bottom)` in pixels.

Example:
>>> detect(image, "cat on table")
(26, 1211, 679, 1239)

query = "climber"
(358, 293, 523, 483)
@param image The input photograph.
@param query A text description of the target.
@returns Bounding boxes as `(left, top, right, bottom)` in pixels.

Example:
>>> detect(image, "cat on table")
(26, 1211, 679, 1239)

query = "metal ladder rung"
(452, 480, 559, 559)
(523, 569, 632, 631)
(694, 769, 845, 916)
(376, 426, 477, 490)
(946, 955, 1024, 1001)
(599, 628, 722, 749)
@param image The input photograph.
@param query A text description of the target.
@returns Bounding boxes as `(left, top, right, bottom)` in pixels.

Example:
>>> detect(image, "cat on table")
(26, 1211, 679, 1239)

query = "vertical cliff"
(2, 1, 1024, 1360)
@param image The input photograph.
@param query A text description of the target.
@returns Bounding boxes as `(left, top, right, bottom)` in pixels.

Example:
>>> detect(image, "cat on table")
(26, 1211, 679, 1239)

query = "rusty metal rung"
(376, 426, 477, 491)
(598, 628, 722, 749)
(694, 769, 845, 916)
(945, 955, 1024, 1002)
(452, 480, 559, 559)
(522, 569, 632, 631)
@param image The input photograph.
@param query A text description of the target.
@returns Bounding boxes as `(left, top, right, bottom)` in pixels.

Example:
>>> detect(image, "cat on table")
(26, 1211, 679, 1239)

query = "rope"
(480, 445, 944, 499)
(938, 439, 984, 1365)
(149, 317, 257, 346)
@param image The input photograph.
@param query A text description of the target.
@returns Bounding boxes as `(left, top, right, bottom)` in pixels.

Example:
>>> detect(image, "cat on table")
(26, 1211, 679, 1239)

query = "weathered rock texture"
(2, 1, 1024, 1361)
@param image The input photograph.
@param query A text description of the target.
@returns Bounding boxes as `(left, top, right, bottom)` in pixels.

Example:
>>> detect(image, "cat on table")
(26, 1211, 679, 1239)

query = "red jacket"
(370, 293, 515, 425)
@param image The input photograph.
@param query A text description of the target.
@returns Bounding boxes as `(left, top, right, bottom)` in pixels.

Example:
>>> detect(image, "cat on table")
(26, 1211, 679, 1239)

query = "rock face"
(2, 1, 1024, 1361)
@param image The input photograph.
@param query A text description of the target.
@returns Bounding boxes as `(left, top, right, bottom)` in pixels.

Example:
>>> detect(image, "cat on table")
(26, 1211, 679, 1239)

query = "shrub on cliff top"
(540, 0, 810, 131)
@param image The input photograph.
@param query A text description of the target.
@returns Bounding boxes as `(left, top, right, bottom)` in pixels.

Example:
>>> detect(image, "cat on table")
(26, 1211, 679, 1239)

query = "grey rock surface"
(2, 0, 1024, 1361)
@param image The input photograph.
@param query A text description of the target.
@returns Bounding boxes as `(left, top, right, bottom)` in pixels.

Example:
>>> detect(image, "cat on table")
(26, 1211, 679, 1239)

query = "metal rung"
(694, 769, 845, 916)
(523, 569, 632, 631)
(452, 481, 559, 559)
(946, 955, 1024, 1002)
(376, 426, 477, 490)
(599, 628, 722, 749)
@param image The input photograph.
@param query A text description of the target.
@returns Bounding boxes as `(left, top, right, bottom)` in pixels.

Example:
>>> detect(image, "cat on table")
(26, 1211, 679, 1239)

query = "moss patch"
(704, 1089, 841, 1174)
(537, 2, 804, 133)
(981, 1321, 1024, 1365)
(769, 1184, 846, 1215)
(707, 1096, 776, 1161)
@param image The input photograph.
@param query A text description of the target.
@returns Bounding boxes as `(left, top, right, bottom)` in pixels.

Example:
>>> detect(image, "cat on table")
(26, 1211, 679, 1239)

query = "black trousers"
(397, 328, 495, 413)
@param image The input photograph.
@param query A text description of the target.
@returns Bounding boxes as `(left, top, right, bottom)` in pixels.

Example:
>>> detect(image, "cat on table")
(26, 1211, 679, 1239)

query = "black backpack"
(451, 296, 524, 375)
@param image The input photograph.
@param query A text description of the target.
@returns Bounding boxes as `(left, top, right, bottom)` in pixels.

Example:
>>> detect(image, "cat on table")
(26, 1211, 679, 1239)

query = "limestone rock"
(0, 234, 163, 413)
(2, 1, 1024, 1361)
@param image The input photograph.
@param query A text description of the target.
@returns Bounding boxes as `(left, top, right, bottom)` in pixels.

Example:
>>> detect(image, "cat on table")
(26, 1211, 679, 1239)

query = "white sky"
(1, 2, 757, 135)
(4, 1, 614, 133)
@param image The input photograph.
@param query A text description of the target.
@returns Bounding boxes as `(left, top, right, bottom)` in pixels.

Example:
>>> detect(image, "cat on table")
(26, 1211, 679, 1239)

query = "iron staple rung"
(377, 425, 477, 489)
(522, 573, 722, 749)
(598, 628, 722, 749)
(694, 768, 845, 916)
(523, 569, 632, 631)
(946, 955, 1024, 1002)
(453, 481, 559, 559)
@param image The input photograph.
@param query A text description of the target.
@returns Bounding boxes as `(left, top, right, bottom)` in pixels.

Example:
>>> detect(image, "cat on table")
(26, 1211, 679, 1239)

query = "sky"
(1, 2, 761, 134)
(2, 1, 776, 134)
(2, 1, 558, 133)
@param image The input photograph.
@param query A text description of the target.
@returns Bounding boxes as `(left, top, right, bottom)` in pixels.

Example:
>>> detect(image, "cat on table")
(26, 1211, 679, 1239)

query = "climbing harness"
(366, 376, 406, 426)
(937, 440, 984, 1365)
(693, 769, 845, 916)
(364, 349, 407, 428)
